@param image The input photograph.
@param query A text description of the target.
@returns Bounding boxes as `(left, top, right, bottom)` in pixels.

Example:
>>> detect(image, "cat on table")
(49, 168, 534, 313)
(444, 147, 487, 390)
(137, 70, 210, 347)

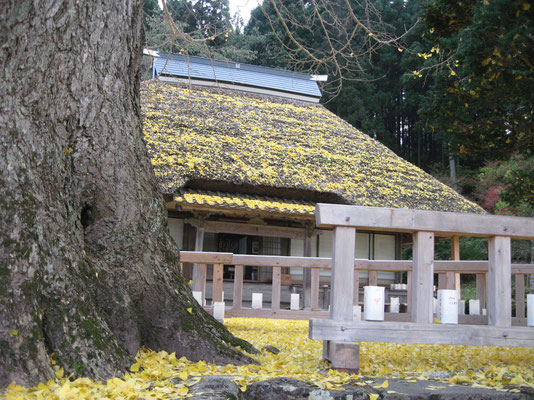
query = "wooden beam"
(488, 236, 512, 327)
(180, 251, 233, 264)
(511, 264, 534, 274)
(233, 308, 328, 320)
(232, 254, 330, 268)
(411, 231, 434, 324)
(330, 227, 356, 321)
(309, 319, 534, 347)
(182, 252, 534, 274)
(187, 219, 312, 239)
(315, 204, 534, 239)
(354, 260, 410, 271)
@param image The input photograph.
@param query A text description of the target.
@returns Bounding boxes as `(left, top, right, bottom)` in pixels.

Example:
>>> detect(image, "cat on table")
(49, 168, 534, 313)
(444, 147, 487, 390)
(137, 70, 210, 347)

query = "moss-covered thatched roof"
(141, 80, 483, 214)
(175, 189, 316, 217)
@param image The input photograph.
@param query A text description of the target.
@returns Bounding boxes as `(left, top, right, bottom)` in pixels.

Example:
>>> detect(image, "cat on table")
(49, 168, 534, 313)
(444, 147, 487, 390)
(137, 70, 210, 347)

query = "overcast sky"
(229, 0, 259, 25)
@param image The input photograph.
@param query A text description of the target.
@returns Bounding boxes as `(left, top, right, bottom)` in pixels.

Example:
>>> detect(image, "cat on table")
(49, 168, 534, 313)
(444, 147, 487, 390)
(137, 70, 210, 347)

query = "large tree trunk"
(0, 0, 255, 387)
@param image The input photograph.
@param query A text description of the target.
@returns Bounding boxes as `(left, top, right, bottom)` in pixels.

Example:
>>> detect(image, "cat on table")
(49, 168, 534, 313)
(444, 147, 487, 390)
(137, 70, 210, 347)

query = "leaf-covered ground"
(4, 318, 534, 399)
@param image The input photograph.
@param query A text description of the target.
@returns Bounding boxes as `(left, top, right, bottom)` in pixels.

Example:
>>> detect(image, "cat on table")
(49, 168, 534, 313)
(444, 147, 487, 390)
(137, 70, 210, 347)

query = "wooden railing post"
(232, 265, 244, 311)
(311, 268, 320, 311)
(192, 226, 206, 297)
(476, 273, 487, 309)
(325, 226, 359, 370)
(406, 271, 412, 313)
(272, 266, 281, 311)
(353, 269, 360, 307)
(212, 263, 224, 303)
(303, 232, 313, 309)
(368, 270, 378, 287)
(451, 236, 462, 297)
(488, 236, 512, 326)
(330, 227, 356, 320)
(515, 274, 525, 318)
(411, 231, 434, 324)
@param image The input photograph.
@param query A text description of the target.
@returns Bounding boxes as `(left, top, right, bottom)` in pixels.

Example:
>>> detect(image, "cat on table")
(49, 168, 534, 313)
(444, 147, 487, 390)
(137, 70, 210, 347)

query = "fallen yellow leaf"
(55, 368, 64, 379)
(374, 379, 389, 388)
(130, 362, 140, 372)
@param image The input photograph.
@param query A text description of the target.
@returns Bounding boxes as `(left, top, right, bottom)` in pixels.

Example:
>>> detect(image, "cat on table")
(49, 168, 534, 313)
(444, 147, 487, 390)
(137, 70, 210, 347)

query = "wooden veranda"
(183, 203, 534, 370)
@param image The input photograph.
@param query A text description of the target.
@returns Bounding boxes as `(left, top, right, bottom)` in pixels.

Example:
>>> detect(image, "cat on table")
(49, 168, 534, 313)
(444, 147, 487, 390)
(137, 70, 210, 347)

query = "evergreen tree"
(421, 0, 534, 160)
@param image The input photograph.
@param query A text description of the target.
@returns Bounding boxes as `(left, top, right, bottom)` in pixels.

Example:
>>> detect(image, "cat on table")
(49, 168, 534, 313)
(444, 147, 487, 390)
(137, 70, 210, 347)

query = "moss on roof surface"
(141, 80, 483, 213)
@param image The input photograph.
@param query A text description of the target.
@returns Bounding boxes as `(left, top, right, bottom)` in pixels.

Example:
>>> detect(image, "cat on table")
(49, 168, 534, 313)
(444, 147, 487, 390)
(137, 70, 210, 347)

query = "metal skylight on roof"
(144, 49, 324, 103)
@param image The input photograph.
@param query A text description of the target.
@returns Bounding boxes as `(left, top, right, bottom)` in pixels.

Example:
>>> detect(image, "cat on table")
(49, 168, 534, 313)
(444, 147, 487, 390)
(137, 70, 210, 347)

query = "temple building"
(140, 51, 482, 288)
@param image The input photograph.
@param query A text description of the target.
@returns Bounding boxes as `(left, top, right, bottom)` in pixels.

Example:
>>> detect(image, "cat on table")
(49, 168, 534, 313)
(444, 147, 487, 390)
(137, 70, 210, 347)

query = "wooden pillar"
(303, 232, 313, 309)
(272, 266, 281, 311)
(368, 270, 378, 287)
(488, 236, 512, 327)
(476, 274, 487, 309)
(406, 271, 412, 313)
(438, 271, 456, 290)
(192, 226, 206, 296)
(326, 226, 359, 371)
(515, 274, 525, 318)
(451, 235, 461, 296)
(232, 265, 244, 311)
(212, 263, 223, 302)
(330, 227, 356, 321)
(411, 231, 434, 324)
(353, 269, 360, 306)
(311, 268, 320, 311)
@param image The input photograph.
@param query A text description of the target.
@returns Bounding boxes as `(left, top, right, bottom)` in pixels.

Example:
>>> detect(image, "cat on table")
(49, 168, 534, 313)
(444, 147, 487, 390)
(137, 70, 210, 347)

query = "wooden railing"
(181, 251, 330, 319)
(309, 204, 534, 370)
(180, 251, 533, 323)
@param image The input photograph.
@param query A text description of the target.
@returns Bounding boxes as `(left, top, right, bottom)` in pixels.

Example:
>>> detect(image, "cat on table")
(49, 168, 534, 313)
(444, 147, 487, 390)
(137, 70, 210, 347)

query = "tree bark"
(0, 0, 255, 388)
